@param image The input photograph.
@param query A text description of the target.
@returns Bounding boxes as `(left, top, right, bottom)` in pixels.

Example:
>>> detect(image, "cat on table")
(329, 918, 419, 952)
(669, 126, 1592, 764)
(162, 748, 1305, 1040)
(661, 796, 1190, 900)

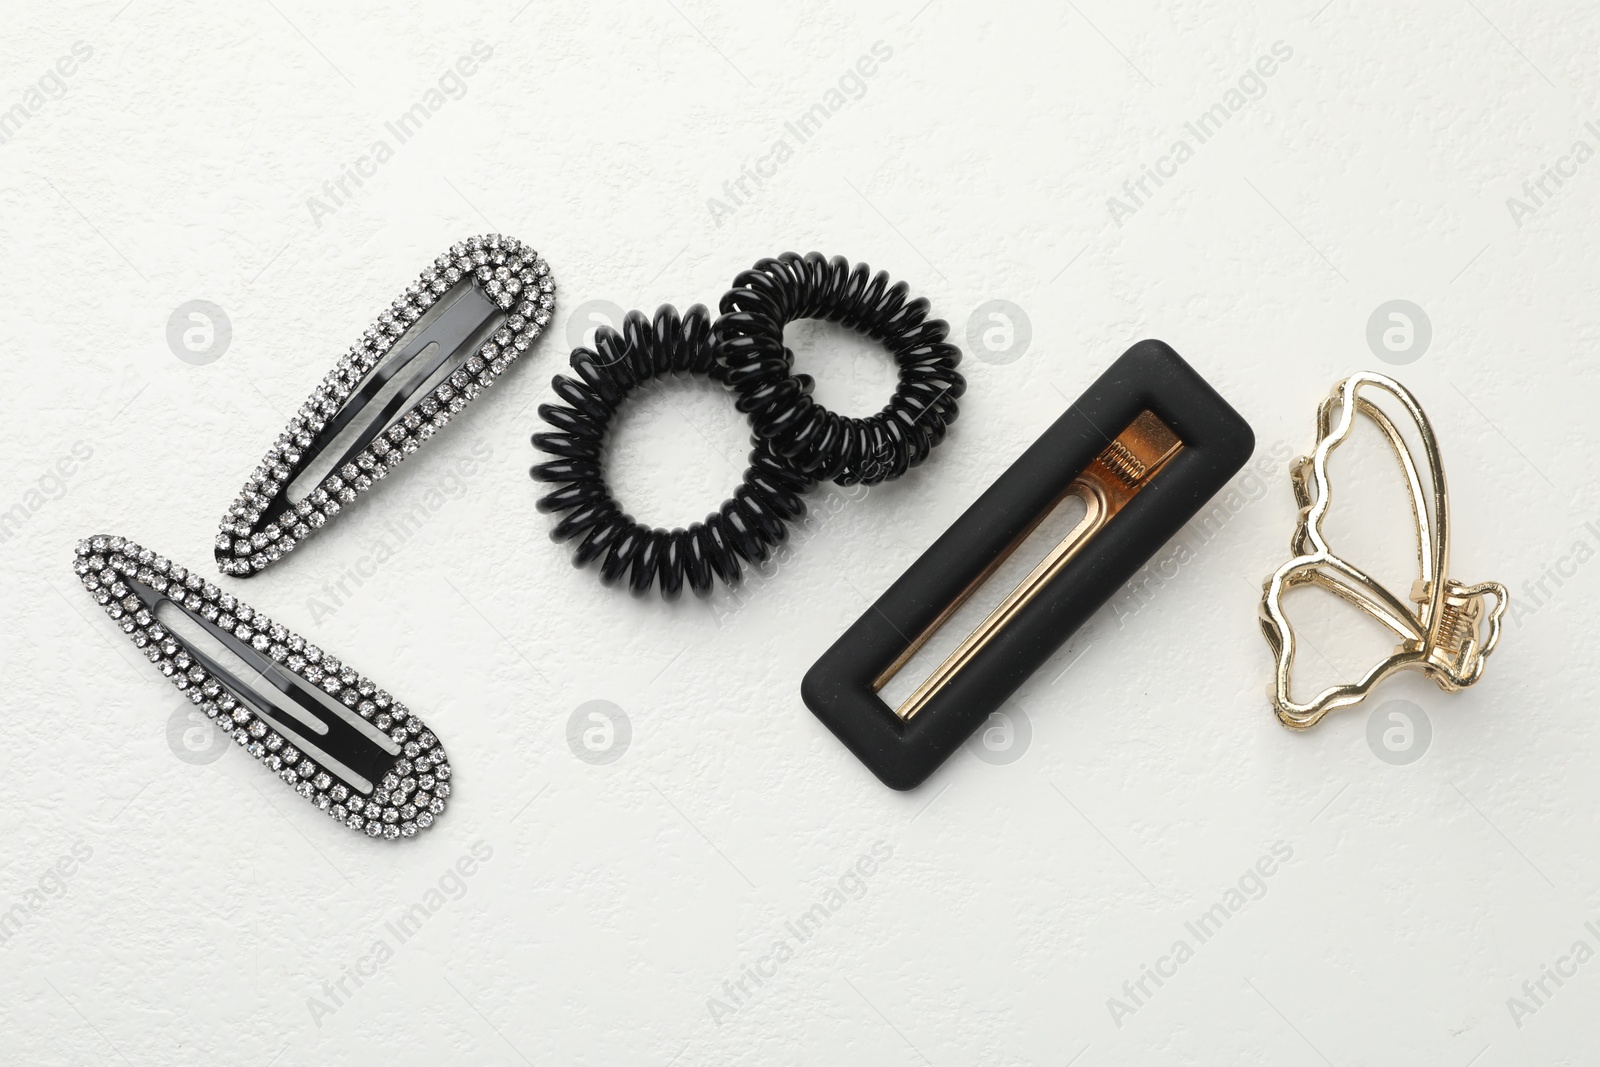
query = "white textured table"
(3, 1, 1596, 1063)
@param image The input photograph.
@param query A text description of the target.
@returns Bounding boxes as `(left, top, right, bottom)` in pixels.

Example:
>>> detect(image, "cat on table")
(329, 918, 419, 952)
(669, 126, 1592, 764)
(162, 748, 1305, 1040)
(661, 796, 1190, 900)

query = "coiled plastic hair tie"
(531, 304, 816, 599)
(715, 251, 965, 486)
(530, 254, 965, 599)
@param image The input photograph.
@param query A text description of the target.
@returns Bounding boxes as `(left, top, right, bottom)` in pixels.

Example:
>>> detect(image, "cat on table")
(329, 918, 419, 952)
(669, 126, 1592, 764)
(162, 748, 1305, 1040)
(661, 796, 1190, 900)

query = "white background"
(3, 1, 1598, 1064)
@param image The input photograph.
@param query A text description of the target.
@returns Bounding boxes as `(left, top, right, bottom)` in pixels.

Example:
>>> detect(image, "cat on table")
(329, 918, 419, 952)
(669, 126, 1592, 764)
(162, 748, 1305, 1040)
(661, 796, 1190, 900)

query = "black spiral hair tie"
(531, 304, 817, 599)
(715, 252, 965, 486)
(531, 255, 964, 598)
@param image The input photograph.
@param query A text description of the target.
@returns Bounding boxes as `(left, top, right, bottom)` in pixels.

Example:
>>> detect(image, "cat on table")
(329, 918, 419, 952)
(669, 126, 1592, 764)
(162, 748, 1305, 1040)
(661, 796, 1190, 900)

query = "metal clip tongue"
(75, 535, 451, 840)
(216, 234, 555, 577)
(887, 410, 1181, 722)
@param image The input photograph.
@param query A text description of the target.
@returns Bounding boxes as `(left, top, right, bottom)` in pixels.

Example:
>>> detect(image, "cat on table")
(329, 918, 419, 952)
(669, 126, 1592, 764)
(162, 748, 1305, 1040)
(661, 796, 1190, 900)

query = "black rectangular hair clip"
(801, 340, 1254, 789)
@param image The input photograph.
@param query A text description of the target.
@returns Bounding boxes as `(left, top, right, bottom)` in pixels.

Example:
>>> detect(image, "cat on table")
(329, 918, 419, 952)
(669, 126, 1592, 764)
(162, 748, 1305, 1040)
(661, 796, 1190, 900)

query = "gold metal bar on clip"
(879, 410, 1183, 721)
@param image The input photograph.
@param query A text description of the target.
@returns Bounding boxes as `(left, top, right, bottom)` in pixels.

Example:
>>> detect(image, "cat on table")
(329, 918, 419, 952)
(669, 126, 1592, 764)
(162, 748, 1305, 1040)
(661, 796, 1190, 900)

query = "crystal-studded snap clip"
(216, 233, 555, 576)
(75, 535, 451, 840)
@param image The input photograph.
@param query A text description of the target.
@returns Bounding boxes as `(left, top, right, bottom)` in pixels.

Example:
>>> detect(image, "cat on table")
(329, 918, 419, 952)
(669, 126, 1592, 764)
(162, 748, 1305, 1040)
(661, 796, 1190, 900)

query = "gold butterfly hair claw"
(1259, 372, 1507, 730)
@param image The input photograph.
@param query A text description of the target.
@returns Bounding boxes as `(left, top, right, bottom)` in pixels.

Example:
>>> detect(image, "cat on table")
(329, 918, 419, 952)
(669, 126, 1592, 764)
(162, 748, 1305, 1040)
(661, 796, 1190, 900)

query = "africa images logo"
(0, 41, 93, 147)
(1106, 41, 1294, 226)
(706, 841, 894, 1025)
(304, 42, 494, 227)
(306, 842, 494, 1026)
(705, 41, 894, 225)
(1105, 843, 1294, 1029)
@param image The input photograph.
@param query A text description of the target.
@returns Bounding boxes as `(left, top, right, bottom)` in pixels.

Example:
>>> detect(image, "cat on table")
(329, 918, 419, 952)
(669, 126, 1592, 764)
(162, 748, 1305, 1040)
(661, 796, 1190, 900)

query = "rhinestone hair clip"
(216, 233, 555, 576)
(75, 535, 451, 840)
